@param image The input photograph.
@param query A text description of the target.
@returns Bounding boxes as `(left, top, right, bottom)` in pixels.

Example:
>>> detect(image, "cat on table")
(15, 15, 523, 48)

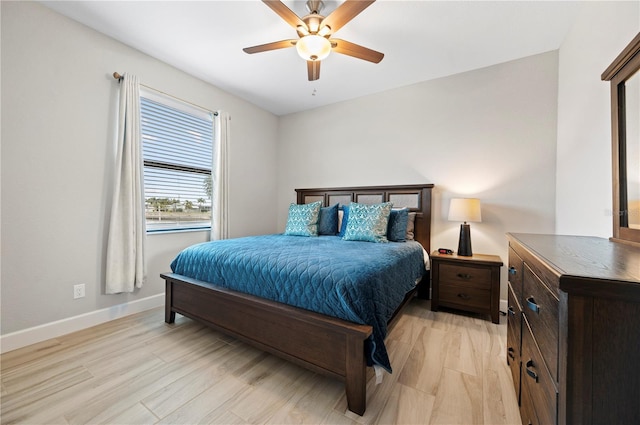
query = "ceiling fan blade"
(307, 60, 320, 81)
(330, 39, 384, 63)
(243, 39, 297, 54)
(321, 0, 375, 34)
(262, 0, 306, 29)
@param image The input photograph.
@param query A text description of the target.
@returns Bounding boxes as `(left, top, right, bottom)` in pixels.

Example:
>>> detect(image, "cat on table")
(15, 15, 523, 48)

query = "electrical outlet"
(73, 284, 85, 299)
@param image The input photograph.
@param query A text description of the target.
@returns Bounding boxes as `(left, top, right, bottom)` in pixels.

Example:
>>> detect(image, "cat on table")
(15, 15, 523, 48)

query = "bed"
(161, 183, 433, 415)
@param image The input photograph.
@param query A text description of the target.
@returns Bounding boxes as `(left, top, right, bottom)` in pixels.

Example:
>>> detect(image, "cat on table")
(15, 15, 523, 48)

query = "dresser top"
(507, 233, 640, 285)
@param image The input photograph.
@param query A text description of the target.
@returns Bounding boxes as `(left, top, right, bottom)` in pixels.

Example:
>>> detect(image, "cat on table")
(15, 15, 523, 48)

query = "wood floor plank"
(155, 374, 250, 424)
(64, 337, 230, 425)
(2, 358, 94, 394)
(0, 299, 521, 425)
(0, 365, 93, 413)
(265, 374, 353, 425)
(99, 402, 158, 425)
(0, 339, 65, 372)
(2, 309, 170, 385)
(142, 342, 261, 419)
(142, 342, 240, 418)
(443, 321, 485, 378)
(2, 358, 165, 424)
(430, 368, 484, 425)
(397, 326, 452, 396)
(227, 355, 314, 423)
(375, 383, 435, 425)
(386, 306, 426, 347)
(202, 409, 247, 425)
(482, 351, 522, 425)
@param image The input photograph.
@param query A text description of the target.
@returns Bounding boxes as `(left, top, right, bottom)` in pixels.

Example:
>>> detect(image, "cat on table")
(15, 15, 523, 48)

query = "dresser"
(506, 233, 640, 425)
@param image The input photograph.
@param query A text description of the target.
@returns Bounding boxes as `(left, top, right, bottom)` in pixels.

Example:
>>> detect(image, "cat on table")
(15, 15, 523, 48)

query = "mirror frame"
(602, 32, 640, 246)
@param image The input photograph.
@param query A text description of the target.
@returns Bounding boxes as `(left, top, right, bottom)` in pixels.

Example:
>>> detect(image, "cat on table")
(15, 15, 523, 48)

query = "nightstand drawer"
(439, 263, 492, 289)
(438, 283, 491, 311)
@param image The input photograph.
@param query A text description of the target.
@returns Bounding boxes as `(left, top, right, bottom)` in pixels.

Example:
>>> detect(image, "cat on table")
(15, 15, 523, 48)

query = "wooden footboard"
(162, 272, 373, 415)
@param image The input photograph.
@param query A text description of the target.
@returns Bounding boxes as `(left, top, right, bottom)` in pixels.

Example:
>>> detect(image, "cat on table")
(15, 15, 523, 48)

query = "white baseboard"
(0, 294, 164, 354)
(500, 298, 508, 316)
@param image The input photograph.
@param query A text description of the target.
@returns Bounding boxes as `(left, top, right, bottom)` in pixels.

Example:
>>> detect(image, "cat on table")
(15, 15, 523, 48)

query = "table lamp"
(448, 198, 482, 256)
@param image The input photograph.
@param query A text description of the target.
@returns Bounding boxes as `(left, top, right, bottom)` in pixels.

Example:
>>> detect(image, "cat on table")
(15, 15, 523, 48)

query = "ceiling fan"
(243, 0, 384, 81)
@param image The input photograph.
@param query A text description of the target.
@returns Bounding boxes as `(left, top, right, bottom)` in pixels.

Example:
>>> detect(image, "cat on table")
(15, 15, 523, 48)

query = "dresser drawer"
(438, 283, 490, 312)
(522, 264, 559, 381)
(439, 263, 491, 289)
(520, 376, 540, 425)
(507, 283, 522, 351)
(508, 246, 524, 300)
(507, 283, 522, 404)
(522, 317, 557, 425)
(507, 284, 522, 349)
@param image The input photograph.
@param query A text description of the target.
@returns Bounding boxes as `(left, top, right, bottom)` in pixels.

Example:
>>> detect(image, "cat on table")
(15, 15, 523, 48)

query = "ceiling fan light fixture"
(317, 25, 331, 37)
(296, 35, 331, 61)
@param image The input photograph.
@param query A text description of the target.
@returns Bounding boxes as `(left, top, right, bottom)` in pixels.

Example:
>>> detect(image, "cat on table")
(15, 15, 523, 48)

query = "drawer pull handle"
(508, 266, 517, 275)
(507, 347, 515, 362)
(456, 273, 472, 280)
(507, 306, 515, 316)
(457, 293, 471, 300)
(526, 297, 540, 313)
(525, 359, 539, 382)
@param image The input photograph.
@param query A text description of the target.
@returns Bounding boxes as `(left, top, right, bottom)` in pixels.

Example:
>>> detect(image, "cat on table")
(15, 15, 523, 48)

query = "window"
(140, 88, 215, 232)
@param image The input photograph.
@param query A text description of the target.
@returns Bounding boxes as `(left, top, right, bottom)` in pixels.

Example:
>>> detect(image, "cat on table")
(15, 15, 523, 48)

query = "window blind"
(140, 89, 214, 232)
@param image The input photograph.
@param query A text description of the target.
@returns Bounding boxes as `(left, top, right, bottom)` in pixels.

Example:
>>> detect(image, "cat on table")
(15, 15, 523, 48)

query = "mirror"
(603, 32, 640, 245)
(626, 71, 640, 230)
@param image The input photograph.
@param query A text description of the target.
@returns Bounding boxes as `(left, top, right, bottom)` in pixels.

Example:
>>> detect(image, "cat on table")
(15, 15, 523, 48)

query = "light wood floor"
(1, 299, 521, 425)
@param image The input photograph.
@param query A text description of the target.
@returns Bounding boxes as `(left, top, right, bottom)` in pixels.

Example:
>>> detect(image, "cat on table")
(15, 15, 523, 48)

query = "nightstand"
(430, 251, 503, 323)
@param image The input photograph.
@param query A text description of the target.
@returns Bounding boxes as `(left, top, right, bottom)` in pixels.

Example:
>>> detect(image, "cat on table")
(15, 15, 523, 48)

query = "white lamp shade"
(448, 198, 482, 223)
(296, 35, 331, 61)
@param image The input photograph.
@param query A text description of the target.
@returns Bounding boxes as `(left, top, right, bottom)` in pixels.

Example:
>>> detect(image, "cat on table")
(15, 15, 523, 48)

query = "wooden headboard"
(295, 184, 434, 253)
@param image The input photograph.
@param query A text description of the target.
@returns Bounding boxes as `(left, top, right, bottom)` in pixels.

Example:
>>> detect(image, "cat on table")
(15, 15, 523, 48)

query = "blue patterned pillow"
(318, 203, 339, 235)
(342, 202, 393, 243)
(285, 201, 322, 236)
(387, 208, 409, 242)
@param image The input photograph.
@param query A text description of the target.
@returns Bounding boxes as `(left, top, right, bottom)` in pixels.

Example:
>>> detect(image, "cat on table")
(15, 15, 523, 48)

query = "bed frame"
(162, 183, 433, 415)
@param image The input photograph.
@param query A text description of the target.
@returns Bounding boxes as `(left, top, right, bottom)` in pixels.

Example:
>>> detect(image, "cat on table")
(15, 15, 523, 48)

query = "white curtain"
(105, 73, 146, 294)
(211, 111, 230, 241)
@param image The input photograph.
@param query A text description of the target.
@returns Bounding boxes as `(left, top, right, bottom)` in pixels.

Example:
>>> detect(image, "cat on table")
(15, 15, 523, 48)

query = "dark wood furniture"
(506, 233, 640, 425)
(602, 32, 640, 246)
(162, 183, 433, 416)
(430, 251, 503, 323)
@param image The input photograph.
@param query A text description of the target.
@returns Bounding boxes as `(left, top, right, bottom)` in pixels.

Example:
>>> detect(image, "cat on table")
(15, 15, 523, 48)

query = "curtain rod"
(112, 72, 218, 116)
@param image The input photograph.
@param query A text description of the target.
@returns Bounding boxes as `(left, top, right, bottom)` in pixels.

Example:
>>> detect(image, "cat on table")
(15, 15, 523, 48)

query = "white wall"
(556, 1, 639, 237)
(4, 0, 637, 346)
(1, 1, 279, 337)
(277, 51, 560, 302)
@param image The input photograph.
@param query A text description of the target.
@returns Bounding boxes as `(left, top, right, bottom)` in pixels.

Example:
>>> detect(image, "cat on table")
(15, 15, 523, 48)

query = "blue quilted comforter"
(170, 234, 426, 372)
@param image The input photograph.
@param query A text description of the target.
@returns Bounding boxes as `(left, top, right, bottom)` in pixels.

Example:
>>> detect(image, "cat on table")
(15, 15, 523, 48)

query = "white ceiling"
(42, 0, 581, 116)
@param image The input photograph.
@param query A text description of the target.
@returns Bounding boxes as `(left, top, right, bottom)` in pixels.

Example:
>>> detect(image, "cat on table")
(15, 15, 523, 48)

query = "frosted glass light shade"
(448, 198, 482, 223)
(296, 35, 331, 61)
